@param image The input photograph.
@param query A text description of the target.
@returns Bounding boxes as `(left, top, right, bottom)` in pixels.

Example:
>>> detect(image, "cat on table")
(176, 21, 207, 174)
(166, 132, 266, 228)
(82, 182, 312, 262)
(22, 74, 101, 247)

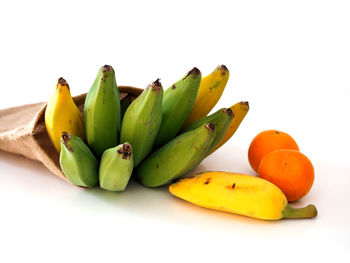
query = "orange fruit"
(258, 149, 314, 202)
(248, 130, 299, 173)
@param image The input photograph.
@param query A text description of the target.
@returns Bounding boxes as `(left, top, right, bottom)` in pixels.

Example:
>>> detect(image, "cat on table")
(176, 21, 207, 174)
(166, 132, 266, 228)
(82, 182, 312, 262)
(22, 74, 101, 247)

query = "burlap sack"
(0, 86, 143, 183)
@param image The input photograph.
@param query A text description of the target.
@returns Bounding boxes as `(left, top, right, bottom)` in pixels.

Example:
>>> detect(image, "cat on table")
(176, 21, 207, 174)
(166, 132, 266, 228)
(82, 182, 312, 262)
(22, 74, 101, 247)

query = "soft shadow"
(0, 150, 68, 189)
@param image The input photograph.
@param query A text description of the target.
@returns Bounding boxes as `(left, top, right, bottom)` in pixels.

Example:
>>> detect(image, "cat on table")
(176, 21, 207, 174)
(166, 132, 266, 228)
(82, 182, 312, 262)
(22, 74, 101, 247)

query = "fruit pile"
(171, 130, 317, 220)
(45, 64, 317, 221)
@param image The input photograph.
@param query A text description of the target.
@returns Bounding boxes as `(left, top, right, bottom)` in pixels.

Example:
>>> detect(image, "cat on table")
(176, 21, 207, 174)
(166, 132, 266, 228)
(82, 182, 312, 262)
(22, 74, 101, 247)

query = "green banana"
(137, 123, 216, 187)
(84, 65, 121, 158)
(59, 132, 99, 187)
(120, 79, 163, 166)
(99, 143, 134, 191)
(182, 108, 234, 154)
(154, 67, 201, 148)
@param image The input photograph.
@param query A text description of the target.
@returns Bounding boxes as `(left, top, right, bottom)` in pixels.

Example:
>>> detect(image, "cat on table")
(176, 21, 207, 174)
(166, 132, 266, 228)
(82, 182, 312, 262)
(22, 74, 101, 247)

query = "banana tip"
(102, 65, 114, 72)
(241, 101, 249, 107)
(216, 64, 228, 72)
(117, 143, 133, 160)
(58, 77, 68, 86)
(184, 67, 201, 79)
(148, 78, 162, 91)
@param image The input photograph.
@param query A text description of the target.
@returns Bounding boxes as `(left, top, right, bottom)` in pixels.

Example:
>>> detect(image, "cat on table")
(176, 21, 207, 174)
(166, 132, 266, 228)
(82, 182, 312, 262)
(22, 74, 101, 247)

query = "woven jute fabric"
(0, 86, 142, 183)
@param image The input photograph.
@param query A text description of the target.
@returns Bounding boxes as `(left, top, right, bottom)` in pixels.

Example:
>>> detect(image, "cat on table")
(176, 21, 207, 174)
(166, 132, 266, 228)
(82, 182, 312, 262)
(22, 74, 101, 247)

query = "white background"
(0, 0, 349, 262)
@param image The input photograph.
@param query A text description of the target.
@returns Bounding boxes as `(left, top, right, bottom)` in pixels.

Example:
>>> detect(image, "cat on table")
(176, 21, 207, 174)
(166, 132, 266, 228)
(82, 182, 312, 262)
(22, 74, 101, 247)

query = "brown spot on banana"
(225, 183, 236, 190)
(204, 178, 211, 184)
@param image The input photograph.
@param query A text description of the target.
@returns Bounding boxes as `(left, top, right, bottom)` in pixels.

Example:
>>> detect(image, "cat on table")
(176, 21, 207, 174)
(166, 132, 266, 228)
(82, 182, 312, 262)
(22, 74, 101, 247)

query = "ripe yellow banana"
(209, 101, 249, 154)
(45, 78, 85, 152)
(181, 65, 229, 130)
(169, 171, 318, 220)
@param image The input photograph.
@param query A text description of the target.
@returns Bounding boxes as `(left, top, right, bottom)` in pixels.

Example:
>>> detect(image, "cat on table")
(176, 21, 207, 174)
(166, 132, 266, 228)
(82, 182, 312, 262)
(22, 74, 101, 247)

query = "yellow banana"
(181, 65, 229, 129)
(45, 78, 85, 152)
(169, 171, 317, 220)
(209, 101, 249, 154)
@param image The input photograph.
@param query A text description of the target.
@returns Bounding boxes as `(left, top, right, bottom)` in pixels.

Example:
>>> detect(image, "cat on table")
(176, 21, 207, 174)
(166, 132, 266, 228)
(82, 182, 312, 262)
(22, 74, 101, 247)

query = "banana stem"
(282, 204, 318, 219)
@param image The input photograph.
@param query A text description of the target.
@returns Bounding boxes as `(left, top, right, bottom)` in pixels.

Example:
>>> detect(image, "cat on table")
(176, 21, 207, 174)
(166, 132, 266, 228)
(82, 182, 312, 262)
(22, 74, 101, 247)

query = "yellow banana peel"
(169, 171, 317, 220)
(45, 78, 85, 152)
(210, 101, 249, 154)
(181, 65, 229, 129)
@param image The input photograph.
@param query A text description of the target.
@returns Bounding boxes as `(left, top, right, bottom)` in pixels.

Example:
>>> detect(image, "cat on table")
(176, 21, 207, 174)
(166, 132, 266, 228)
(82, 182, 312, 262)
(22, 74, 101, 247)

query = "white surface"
(0, 0, 349, 262)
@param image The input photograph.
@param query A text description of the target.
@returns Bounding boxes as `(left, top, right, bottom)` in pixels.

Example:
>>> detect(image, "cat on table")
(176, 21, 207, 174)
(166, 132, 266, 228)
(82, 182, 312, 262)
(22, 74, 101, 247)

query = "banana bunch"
(45, 65, 249, 191)
(169, 172, 318, 220)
